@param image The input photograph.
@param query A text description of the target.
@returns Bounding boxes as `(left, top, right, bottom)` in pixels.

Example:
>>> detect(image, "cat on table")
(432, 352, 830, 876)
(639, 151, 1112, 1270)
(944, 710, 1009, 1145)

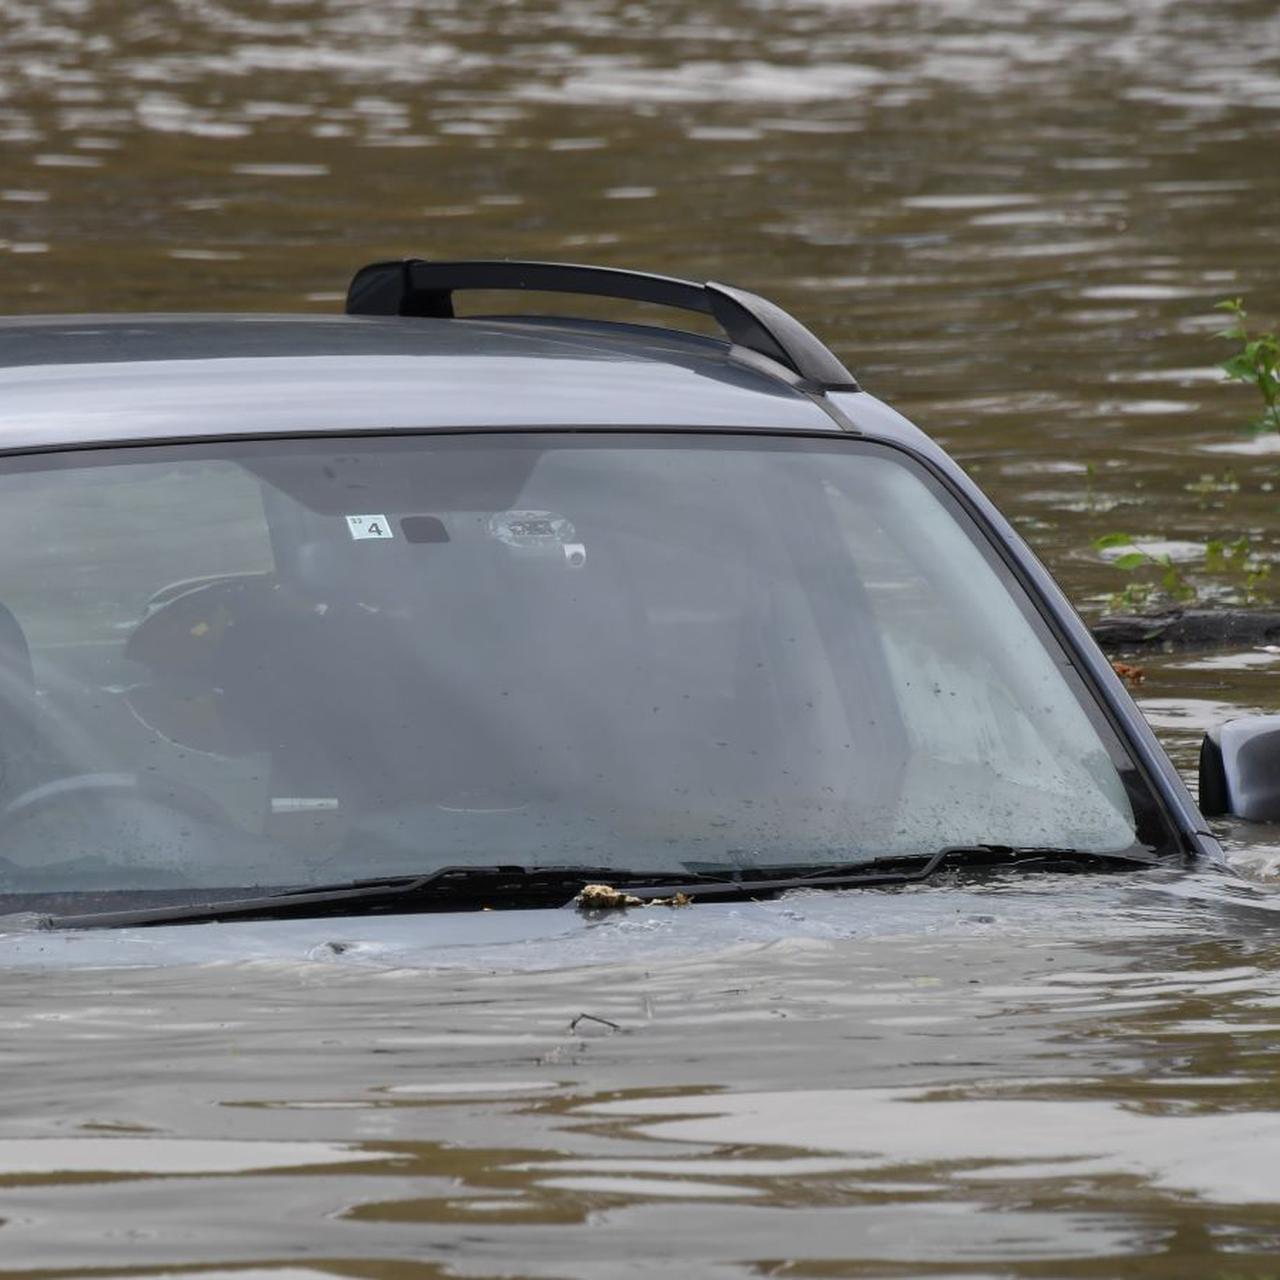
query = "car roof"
(0, 312, 844, 452)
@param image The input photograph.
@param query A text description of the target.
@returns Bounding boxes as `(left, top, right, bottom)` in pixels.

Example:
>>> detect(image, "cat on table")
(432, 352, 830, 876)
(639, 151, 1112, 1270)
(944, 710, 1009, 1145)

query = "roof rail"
(344, 259, 859, 392)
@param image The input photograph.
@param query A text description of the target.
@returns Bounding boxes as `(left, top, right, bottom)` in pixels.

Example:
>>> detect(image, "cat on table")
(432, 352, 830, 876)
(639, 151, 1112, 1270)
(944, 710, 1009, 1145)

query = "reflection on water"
(9, 897, 1280, 1276)
(2, 0, 1280, 1275)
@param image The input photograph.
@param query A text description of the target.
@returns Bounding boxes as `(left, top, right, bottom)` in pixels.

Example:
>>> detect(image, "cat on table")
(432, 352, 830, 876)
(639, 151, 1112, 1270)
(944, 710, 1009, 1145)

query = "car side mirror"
(1200, 715, 1280, 820)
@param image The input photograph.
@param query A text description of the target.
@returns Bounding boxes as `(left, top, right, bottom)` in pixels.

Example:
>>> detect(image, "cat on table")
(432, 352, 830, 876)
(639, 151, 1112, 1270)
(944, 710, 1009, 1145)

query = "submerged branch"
(1091, 608, 1280, 653)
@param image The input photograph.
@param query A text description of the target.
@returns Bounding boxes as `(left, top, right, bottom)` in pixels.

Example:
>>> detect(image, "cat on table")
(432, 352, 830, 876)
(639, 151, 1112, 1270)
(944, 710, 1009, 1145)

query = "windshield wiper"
(43, 845, 1161, 931)
(790, 844, 1161, 879)
(43, 865, 689, 931)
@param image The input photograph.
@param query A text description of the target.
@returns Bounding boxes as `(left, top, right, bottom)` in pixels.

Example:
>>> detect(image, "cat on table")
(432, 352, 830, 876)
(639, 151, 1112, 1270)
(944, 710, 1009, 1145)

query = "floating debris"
(1092, 608, 1280, 653)
(576, 883, 645, 909)
(575, 884, 693, 910)
(569, 1012, 622, 1033)
(1111, 660, 1145, 684)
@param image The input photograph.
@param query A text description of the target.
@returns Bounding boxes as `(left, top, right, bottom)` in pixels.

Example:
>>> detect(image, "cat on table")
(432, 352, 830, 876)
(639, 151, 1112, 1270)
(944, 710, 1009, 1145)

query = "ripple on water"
(583, 1087, 1280, 1205)
(0, 1137, 381, 1178)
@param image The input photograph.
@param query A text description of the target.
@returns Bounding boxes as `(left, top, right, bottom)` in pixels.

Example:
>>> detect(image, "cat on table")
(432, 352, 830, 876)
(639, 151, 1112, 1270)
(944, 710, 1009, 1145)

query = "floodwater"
(3, 0, 1280, 1275)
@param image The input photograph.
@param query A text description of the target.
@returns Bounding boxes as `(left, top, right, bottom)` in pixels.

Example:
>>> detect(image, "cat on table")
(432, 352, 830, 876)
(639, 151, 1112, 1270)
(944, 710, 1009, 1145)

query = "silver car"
(0, 258, 1243, 932)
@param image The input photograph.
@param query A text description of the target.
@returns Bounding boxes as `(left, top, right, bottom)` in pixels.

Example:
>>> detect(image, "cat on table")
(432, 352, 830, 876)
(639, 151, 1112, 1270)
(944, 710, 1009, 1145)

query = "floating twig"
(569, 1012, 622, 1033)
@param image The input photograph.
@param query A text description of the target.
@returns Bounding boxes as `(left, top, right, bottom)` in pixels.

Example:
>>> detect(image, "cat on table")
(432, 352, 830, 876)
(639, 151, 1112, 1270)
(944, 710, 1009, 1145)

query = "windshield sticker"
(345, 514, 393, 540)
(489, 510, 575, 548)
(489, 510, 585, 567)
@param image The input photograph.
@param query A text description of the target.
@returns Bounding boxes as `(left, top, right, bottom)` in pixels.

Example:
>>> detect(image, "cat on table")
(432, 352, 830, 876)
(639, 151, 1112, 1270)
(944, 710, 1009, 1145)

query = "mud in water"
(2, 0, 1280, 1275)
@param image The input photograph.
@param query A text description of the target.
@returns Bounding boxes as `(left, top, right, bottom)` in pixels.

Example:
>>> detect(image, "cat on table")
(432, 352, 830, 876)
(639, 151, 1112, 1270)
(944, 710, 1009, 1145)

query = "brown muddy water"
(3, 1, 1280, 1276)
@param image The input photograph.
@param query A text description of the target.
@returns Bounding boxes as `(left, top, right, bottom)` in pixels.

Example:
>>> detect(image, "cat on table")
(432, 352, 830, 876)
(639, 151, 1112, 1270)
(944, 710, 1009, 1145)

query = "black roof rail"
(344, 258, 859, 392)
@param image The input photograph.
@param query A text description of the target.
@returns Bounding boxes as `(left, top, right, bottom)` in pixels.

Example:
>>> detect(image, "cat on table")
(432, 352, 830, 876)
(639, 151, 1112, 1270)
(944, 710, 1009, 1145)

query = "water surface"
(2, 1, 1280, 1275)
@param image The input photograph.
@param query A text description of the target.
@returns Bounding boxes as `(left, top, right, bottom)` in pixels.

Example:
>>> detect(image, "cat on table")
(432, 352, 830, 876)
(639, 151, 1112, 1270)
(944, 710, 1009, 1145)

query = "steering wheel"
(0, 771, 231, 833)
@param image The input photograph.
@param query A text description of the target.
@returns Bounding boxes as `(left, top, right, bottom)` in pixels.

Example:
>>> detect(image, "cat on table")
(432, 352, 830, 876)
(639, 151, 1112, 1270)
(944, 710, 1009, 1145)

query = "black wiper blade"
(47, 855, 954, 930)
(926, 844, 1162, 872)
(664, 845, 1161, 897)
(44, 845, 1161, 931)
(652, 847, 956, 898)
(788, 845, 1162, 879)
(44, 865, 690, 931)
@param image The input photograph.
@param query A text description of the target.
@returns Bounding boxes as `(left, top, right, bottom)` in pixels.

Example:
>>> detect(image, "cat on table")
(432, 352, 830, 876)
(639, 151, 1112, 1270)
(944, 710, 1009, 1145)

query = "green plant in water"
(1082, 304, 1278, 612)
(1094, 532, 1273, 609)
(1217, 298, 1280, 433)
(1093, 533, 1197, 609)
(1104, 578, 1157, 612)
(1205, 535, 1272, 602)
(1184, 469, 1239, 497)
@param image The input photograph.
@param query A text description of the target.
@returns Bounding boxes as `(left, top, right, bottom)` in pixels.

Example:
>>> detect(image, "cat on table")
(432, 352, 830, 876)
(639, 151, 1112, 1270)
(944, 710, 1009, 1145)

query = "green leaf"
(1093, 532, 1135, 550)
(1112, 552, 1148, 572)
(1222, 355, 1260, 383)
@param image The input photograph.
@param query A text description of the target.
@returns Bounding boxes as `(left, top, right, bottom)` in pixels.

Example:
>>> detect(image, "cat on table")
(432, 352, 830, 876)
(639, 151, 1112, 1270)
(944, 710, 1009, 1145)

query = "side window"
(0, 459, 273, 662)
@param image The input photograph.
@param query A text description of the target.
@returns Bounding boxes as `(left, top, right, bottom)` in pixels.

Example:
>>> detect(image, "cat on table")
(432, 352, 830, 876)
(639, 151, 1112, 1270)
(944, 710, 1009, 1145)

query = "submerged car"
(0, 258, 1250, 932)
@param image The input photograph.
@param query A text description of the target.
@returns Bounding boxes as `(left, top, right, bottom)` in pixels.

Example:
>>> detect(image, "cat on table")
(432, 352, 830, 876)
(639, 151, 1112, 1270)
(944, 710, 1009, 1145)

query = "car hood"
(0, 868, 1214, 971)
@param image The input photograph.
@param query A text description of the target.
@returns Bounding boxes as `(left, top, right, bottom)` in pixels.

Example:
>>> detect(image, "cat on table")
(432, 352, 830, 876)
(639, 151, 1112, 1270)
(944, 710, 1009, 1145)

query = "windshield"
(0, 432, 1172, 908)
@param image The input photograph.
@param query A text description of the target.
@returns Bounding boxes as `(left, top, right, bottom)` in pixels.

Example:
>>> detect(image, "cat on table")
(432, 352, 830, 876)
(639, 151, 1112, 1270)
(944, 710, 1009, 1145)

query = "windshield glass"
(0, 432, 1171, 906)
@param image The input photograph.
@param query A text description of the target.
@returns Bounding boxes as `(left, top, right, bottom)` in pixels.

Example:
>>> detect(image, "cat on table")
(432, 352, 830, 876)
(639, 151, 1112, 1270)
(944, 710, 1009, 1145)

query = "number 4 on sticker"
(346, 514, 394, 540)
